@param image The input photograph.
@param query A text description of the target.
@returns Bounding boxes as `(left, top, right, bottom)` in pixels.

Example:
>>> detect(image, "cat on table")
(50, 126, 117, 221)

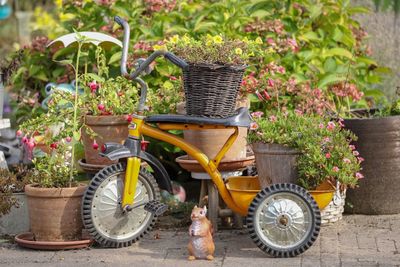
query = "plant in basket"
(248, 110, 363, 192)
(165, 34, 262, 118)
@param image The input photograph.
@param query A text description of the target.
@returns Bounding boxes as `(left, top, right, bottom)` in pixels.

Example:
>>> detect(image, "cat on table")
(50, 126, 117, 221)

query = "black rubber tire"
(82, 163, 160, 248)
(246, 183, 321, 257)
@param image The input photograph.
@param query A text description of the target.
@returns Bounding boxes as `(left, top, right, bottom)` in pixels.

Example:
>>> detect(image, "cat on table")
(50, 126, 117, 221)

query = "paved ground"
(1, 214, 400, 267)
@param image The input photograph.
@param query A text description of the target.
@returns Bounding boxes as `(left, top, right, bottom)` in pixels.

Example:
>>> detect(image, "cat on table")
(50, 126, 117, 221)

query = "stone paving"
(1, 214, 400, 267)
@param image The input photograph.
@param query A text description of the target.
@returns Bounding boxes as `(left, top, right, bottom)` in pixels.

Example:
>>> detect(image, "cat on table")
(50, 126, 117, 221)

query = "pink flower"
(269, 115, 277, 122)
(250, 122, 259, 130)
(343, 158, 351, 164)
(251, 111, 264, 118)
(338, 118, 345, 128)
(266, 38, 276, 46)
(255, 91, 264, 101)
(349, 145, 356, 150)
(325, 153, 331, 159)
(267, 78, 275, 87)
(323, 137, 331, 143)
(326, 121, 336, 131)
(294, 109, 303, 116)
(98, 104, 105, 111)
(262, 90, 271, 100)
(65, 136, 72, 143)
(89, 81, 99, 93)
(22, 136, 28, 144)
(353, 150, 360, 156)
(125, 114, 133, 123)
(332, 166, 340, 172)
(169, 76, 177, 81)
(287, 38, 299, 52)
(319, 123, 324, 129)
(92, 141, 99, 150)
(357, 157, 365, 162)
(277, 66, 285, 74)
(356, 172, 364, 179)
(16, 130, 22, 137)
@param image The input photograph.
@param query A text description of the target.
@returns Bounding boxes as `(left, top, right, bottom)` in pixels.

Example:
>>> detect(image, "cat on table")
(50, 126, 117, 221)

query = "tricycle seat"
(146, 107, 251, 127)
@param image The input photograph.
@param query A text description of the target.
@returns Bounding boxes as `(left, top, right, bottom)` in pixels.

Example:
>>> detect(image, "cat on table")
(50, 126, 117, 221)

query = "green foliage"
(30, 143, 78, 188)
(248, 110, 362, 189)
(0, 165, 33, 217)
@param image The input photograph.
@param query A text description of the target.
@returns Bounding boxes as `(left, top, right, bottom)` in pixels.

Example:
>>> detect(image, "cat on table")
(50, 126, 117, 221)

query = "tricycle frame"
(125, 115, 247, 216)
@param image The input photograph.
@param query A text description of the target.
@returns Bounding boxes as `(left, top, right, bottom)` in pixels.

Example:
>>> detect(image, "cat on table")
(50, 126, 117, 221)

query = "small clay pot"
(25, 184, 87, 241)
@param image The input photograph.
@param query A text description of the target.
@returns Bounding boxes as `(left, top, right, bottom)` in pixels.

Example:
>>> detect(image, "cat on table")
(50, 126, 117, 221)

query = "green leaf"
(193, 22, 218, 32)
(108, 51, 122, 65)
(324, 58, 337, 73)
(356, 56, 377, 66)
(73, 131, 81, 142)
(323, 48, 354, 59)
(299, 31, 320, 42)
(317, 73, 348, 88)
(332, 27, 343, 42)
(163, 81, 174, 90)
(85, 73, 105, 83)
(55, 59, 73, 66)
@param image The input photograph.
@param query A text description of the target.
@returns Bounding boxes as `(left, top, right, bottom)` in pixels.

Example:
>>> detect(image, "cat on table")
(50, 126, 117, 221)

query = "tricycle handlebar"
(114, 16, 188, 80)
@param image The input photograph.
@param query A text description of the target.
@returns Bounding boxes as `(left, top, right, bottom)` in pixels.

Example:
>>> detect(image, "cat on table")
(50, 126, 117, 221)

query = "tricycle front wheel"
(82, 163, 160, 248)
(246, 183, 321, 257)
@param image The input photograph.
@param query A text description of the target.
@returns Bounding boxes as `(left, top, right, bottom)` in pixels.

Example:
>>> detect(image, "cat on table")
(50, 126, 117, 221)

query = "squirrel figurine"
(187, 205, 215, 261)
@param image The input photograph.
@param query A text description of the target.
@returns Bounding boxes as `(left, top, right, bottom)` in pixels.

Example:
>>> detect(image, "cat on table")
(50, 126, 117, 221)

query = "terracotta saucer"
(176, 153, 255, 172)
(15, 232, 93, 250)
(78, 159, 108, 174)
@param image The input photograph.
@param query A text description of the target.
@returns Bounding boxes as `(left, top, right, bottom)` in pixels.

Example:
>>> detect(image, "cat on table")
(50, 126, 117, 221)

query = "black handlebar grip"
(164, 52, 188, 70)
(114, 16, 125, 27)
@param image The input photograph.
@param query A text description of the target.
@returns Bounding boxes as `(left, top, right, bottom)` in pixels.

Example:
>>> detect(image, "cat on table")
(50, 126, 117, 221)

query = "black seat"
(146, 107, 251, 127)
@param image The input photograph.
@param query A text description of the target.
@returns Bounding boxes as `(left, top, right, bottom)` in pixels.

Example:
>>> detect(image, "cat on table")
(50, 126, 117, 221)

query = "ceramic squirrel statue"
(187, 205, 215, 261)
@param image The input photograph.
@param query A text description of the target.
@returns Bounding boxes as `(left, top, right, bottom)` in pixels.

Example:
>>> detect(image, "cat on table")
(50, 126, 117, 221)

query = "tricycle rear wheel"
(246, 183, 321, 257)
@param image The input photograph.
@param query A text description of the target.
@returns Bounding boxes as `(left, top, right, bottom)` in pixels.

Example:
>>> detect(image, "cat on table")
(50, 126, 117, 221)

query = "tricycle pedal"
(144, 200, 168, 216)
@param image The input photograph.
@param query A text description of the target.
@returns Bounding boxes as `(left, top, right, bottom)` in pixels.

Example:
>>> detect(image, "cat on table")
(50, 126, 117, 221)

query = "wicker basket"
(182, 63, 246, 118)
(321, 186, 346, 225)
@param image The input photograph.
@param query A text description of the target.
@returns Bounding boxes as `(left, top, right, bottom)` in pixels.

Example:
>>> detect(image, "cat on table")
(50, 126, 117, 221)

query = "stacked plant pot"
(79, 115, 129, 177)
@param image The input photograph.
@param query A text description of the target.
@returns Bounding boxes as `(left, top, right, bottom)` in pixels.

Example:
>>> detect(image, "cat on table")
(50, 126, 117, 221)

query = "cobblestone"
(1, 215, 400, 267)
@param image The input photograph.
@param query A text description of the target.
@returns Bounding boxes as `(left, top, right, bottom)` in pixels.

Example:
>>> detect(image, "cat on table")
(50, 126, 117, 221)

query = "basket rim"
(185, 62, 247, 71)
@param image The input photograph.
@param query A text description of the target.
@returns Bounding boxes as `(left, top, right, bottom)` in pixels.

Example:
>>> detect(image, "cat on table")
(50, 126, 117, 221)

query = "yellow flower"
(266, 47, 275, 54)
(169, 35, 179, 44)
(206, 40, 213, 46)
(213, 35, 223, 44)
(255, 37, 263, 44)
(59, 12, 75, 22)
(235, 48, 243, 55)
(182, 35, 191, 45)
(55, 0, 63, 9)
(242, 37, 249, 43)
(153, 44, 167, 51)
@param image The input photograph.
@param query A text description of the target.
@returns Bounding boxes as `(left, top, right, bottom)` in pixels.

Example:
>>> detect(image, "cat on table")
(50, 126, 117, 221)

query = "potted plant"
(165, 34, 261, 118)
(0, 166, 31, 235)
(79, 47, 139, 166)
(248, 110, 363, 222)
(23, 144, 87, 242)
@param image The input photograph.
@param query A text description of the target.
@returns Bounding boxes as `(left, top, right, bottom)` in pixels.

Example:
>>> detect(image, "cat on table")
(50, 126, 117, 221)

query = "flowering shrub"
(164, 34, 262, 65)
(248, 110, 362, 190)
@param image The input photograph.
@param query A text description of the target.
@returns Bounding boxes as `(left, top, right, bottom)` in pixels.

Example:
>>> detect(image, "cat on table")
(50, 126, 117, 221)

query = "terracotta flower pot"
(25, 184, 87, 241)
(252, 142, 301, 188)
(81, 115, 129, 165)
(178, 99, 249, 164)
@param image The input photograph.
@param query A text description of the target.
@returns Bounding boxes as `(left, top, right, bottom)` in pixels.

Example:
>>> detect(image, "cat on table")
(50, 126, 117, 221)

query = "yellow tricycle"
(82, 16, 322, 257)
